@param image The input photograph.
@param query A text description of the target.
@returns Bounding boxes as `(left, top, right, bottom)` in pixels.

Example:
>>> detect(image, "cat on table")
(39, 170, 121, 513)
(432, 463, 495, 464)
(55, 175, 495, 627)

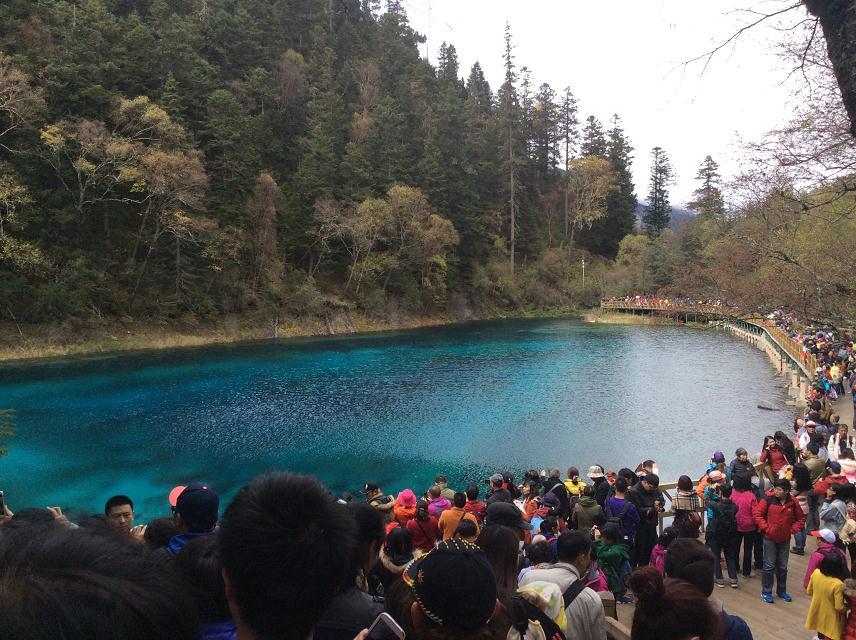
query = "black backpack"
(605, 500, 631, 538)
(713, 501, 737, 542)
(510, 596, 566, 640)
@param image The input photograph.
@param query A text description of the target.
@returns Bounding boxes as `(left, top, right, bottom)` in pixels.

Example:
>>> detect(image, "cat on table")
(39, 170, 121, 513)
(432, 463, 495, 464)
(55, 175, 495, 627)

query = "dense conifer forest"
(1, 0, 855, 349)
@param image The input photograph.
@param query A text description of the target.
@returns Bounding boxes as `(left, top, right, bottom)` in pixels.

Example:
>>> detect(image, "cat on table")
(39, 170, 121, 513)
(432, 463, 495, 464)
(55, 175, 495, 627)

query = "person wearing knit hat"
(403, 539, 498, 632)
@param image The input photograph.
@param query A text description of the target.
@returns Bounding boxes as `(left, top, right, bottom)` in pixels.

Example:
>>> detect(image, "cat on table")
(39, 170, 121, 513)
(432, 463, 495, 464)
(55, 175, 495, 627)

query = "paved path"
(617, 392, 854, 640)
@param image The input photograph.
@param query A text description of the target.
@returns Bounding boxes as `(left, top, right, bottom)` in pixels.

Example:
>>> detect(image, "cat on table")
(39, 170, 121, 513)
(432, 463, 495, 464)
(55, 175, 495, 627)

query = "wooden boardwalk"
(613, 394, 855, 640)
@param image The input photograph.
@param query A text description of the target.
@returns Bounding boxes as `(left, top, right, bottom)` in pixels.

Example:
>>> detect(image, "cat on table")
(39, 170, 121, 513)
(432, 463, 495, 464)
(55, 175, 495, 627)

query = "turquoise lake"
(0, 319, 788, 521)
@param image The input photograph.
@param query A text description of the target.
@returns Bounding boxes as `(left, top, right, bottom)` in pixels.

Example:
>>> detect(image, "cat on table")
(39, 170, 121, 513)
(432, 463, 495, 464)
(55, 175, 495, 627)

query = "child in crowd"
(593, 522, 632, 603)
(806, 551, 849, 640)
(649, 526, 678, 575)
(804, 529, 848, 589)
(539, 516, 559, 563)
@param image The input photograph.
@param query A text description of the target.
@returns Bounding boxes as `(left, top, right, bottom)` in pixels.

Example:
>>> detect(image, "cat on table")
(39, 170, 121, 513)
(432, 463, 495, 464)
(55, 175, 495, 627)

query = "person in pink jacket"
(649, 526, 678, 575)
(804, 528, 848, 588)
(731, 475, 759, 577)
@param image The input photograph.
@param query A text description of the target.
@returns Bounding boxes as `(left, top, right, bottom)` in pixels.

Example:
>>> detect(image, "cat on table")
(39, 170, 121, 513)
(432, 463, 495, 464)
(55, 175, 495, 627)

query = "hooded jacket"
(571, 496, 604, 536)
(593, 540, 631, 595)
(752, 492, 805, 543)
(393, 501, 416, 526)
(820, 498, 849, 533)
(427, 496, 451, 520)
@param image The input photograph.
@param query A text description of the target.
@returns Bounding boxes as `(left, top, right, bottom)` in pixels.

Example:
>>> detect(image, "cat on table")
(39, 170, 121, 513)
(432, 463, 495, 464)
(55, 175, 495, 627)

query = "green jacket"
(594, 539, 631, 594)
(572, 497, 604, 537)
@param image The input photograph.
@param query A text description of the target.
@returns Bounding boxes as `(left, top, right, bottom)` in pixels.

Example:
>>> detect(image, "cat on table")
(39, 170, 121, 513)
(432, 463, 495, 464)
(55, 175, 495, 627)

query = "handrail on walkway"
(656, 462, 765, 534)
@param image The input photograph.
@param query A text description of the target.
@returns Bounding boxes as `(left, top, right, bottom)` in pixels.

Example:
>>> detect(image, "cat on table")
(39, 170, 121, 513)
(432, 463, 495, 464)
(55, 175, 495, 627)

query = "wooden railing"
(745, 316, 819, 375)
(656, 462, 766, 534)
(600, 300, 729, 315)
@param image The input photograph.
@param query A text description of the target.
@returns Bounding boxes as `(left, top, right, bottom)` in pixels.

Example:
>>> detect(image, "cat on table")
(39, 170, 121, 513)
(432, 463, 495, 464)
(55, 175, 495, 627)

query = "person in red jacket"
(753, 478, 806, 604)
(813, 460, 850, 497)
(760, 435, 788, 483)
(406, 500, 439, 553)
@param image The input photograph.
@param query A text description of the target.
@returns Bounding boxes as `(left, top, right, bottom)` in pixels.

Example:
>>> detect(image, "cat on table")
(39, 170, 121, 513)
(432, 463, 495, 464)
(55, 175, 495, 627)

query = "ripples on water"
(0, 319, 788, 520)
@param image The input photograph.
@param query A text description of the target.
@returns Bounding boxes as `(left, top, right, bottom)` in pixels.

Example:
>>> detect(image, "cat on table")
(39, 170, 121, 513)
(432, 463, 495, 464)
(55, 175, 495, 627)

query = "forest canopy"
(0, 0, 853, 330)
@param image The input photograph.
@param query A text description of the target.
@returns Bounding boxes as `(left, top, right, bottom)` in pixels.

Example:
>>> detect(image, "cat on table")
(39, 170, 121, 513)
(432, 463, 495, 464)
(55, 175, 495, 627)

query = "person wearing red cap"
(162, 482, 220, 557)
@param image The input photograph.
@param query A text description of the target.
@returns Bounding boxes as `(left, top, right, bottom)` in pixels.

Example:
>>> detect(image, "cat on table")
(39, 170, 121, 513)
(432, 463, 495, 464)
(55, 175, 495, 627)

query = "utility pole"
(581, 257, 586, 288)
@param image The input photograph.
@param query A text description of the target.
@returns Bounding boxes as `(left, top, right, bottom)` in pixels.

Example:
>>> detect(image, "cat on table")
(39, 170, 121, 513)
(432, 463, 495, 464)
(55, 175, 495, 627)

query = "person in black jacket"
(707, 483, 739, 588)
(729, 448, 757, 484)
(541, 468, 571, 519)
(628, 473, 665, 567)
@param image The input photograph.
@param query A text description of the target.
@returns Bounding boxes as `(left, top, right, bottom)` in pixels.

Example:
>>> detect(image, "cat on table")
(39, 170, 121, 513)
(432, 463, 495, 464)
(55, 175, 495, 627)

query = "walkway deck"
(614, 393, 854, 640)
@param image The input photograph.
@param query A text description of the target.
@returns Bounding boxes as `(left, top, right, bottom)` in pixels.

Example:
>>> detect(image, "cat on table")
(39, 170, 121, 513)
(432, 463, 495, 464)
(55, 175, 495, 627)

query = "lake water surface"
(0, 319, 789, 521)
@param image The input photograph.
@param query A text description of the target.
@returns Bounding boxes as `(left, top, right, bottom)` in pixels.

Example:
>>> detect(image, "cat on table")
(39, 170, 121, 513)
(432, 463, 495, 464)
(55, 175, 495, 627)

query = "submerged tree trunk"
(805, 1, 856, 138)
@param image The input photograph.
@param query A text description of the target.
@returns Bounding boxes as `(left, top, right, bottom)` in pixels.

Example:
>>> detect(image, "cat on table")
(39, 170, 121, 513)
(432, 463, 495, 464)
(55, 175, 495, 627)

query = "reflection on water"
(0, 319, 788, 520)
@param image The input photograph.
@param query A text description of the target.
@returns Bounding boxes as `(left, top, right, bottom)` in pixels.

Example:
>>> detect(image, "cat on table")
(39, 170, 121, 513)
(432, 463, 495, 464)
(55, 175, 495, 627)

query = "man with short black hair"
(627, 473, 664, 567)
(519, 530, 606, 640)
(438, 492, 479, 540)
(104, 495, 135, 534)
(219, 472, 356, 640)
(753, 478, 804, 604)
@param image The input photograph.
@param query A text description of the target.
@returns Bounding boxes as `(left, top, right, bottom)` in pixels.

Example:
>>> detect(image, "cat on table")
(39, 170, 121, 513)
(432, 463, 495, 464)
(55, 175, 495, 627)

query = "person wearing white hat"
(803, 528, 847, 589)
(587, 465, 610, 509)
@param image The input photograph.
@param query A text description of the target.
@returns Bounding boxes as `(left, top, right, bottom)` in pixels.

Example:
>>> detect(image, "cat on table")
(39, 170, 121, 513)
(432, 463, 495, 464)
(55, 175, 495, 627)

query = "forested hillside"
(0, 0, 637, 328)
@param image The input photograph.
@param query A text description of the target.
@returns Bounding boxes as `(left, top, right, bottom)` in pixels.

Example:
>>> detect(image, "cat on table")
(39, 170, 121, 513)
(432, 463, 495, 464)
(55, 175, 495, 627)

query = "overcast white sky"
(402, 0, 804, 206)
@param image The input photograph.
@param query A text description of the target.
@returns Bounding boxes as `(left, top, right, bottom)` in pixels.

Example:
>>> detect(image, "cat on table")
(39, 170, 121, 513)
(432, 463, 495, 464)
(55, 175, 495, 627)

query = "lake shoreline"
(0, 306, 584, 365)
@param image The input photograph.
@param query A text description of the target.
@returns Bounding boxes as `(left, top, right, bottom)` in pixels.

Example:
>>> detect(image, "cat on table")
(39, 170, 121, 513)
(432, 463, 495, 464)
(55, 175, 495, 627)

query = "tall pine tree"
(688, 155, 725, 222)
(497, 23, 523, 277)
(579, 115, 607, 158)
(642, 146, 673, 237)
(579, 114, 636, 257)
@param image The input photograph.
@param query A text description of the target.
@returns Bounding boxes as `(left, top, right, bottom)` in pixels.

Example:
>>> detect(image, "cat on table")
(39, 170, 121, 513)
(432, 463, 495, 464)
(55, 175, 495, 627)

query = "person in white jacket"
(519, 530, 607, 640)
(827, 424, 856, 461)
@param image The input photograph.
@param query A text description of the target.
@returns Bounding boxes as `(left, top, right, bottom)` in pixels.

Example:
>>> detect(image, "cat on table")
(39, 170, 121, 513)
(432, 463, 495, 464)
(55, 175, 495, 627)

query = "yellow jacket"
(806, 569, 846, 640)
(563, 478, 587, 496)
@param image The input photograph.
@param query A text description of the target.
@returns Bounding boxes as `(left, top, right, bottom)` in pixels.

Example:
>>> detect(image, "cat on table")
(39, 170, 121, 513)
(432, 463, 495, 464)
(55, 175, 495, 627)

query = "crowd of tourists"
(604, 295, 727, 309)
(3, 331, 856, 640)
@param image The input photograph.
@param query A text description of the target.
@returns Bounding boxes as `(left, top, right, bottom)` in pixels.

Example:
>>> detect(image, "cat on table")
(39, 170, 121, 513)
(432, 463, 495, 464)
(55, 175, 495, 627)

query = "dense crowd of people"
(604, 295, 727, 309)
(3, 329, 856, 640)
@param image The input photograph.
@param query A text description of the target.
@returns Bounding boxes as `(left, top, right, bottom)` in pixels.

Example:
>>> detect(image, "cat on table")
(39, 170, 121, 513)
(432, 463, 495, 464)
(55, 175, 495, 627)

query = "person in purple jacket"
(605, 476, 640, 543)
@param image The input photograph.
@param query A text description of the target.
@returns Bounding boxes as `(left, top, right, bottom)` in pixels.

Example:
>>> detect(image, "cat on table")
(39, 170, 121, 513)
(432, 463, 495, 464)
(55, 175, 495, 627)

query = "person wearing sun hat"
(403, 539, 499, 633)
(162, 482, 219, 557)
(588, 465, 610, 509)
(804, 528, 848, 589)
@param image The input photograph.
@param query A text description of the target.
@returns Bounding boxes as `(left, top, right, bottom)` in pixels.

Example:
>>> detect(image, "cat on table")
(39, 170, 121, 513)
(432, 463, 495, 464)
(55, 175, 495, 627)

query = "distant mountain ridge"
(634, 203, 696, 231)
